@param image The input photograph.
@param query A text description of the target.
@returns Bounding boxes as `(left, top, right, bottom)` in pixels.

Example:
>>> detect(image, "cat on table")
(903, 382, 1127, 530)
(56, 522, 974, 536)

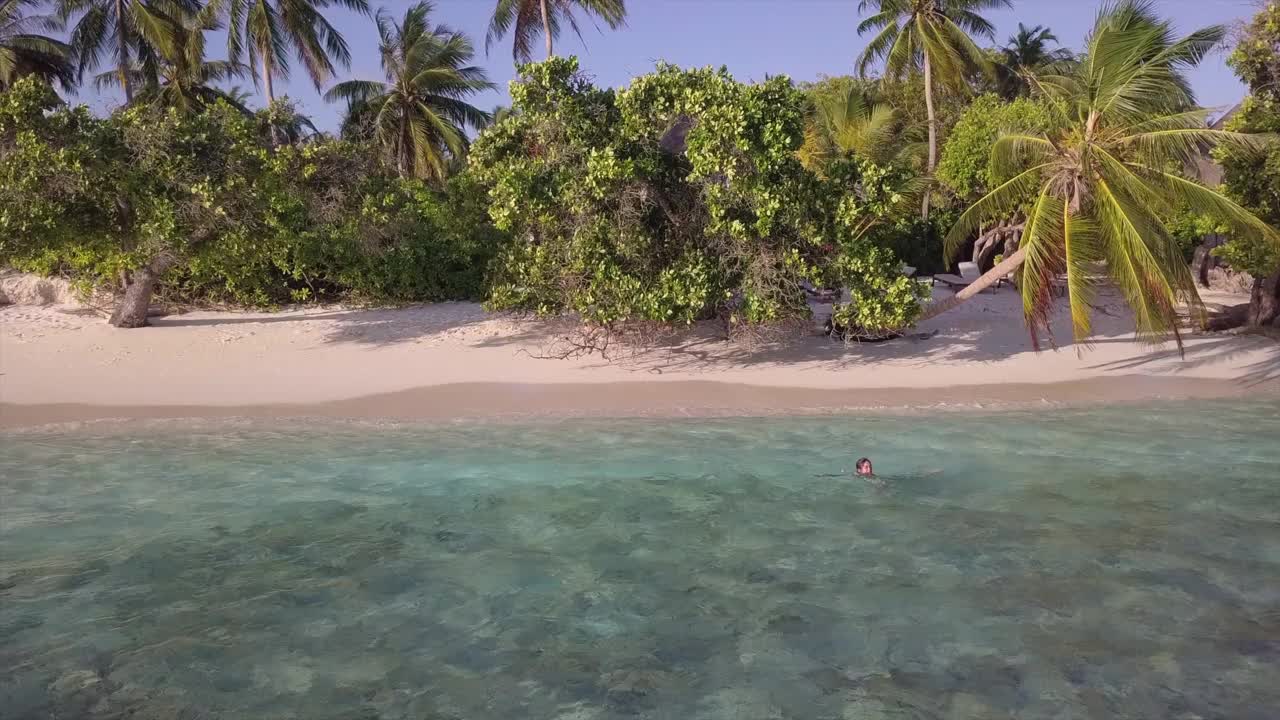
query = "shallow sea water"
(2, 401, 1279, 719)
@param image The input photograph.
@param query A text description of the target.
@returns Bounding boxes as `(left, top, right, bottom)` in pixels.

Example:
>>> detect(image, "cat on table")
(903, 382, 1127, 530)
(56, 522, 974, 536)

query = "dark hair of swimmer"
(855, 458, 873, 476)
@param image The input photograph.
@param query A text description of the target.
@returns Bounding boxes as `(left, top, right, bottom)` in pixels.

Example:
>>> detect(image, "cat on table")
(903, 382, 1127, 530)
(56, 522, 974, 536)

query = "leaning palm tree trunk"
(918, 248, 1026, 322)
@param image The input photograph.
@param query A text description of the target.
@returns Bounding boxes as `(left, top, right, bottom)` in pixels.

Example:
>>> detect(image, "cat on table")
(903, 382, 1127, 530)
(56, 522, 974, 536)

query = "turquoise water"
(2, 402, 1279, 719)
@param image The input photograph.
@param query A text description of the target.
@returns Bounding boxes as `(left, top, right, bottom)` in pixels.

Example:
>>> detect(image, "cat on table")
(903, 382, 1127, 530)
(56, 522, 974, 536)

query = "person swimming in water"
(816, 456, 882, 484)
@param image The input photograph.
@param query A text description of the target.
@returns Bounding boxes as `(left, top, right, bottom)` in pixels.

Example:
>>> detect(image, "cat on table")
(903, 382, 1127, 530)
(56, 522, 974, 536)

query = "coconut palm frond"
(945, 163, 1053, 256)
(1017, 183, 1065, 346)
(56, 0, 190, 101)
(931, 0, 1278, 347)
(213, 0, 369, 119)
(0, 0, 76, 91)
(990, 132, 1055, 180)
(856, 0, 1009, 89)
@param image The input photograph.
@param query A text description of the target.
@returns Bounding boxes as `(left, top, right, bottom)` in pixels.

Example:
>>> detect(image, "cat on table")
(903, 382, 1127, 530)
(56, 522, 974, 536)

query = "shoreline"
(4, 288, 1279, 430)
(4, 376, 1277, 430)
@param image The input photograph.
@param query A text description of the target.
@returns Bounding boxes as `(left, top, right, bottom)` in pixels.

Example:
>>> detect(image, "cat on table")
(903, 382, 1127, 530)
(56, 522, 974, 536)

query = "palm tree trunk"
(260, 54, 282, 146)
(109, 255, 175, 328)
(921, 50, 937, 220)
(116, 0, 132, 103)
(540, 0, 553, 59)
(399, 105, 413, 178)
(1248, 268, 1280, 327)
(118, 66, 132, 103)
(918, 248, 1026, 323)
(260, 53, 275, 104)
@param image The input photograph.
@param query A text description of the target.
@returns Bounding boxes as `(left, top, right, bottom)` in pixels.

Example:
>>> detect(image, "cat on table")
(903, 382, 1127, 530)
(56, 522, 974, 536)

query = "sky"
(77, 0, 1260, 131)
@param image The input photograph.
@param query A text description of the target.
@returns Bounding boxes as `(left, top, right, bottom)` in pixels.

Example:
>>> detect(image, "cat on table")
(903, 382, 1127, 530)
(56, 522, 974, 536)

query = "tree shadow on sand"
(317, 305, 495, 345)
(151, 311, 356, 327)
(1087, 334, 1280, 387)
(551, 295, 1279, 387)
(568, 296, 1132, 375)
(144, 293, 1279, 388)
(151, 304, 502, 346)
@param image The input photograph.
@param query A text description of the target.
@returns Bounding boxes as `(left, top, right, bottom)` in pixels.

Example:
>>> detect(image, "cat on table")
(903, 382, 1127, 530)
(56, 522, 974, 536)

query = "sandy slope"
(2, 286, 1277, 427)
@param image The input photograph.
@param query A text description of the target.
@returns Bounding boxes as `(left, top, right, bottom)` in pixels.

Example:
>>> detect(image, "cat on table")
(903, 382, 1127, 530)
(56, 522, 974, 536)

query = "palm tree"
(325, 1, 492, 181)
(806, 84, 919, 168)
(58, 0, 196, 103)
(921, 0, 1277, 349)
(855, 0, 1011, 217)
(256, 98, 318, 143)
(488, 103, 515, 126)
(486, 0, 625, 65)
(224, 83, 253, 106)
(1, 0, 75, 91)
(998, 23, 1072, 97)
(209, 0, 369, 112)
(98, 19, 248, 115)
(1002, 23, 1072, 68)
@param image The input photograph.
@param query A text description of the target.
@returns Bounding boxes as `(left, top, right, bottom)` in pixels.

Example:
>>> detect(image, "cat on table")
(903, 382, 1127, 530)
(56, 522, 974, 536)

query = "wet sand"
(4, 376, 1276, 430)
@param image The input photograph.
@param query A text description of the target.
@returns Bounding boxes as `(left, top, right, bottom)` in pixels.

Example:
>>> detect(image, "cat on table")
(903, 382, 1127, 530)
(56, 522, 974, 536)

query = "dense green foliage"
(936, 93, 1051, 199)
(800, 79, 917, 171)
(1216, 99, 1280, 278)
(5, 0, 1274, 343)
(1167, 209, 1228, 264)
(469, 58, 924, 333)
(0, 76, 501, 308)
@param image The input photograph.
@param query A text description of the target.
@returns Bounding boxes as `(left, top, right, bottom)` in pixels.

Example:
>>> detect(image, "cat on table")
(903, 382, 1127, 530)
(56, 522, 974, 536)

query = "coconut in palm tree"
(325, 1, 493, 181)
(855, 0, 1011, 218)
(1, 0, 75, 92)
(921, 0, 1278, 350)
(486, 0, 625, 65)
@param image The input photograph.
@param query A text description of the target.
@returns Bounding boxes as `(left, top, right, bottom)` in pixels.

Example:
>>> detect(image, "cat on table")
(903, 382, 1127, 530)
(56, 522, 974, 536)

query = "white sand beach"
(2, 284, 1278, 428)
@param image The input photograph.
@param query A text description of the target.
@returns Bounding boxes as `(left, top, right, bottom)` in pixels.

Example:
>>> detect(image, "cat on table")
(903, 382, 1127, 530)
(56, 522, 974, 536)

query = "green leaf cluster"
(1215, 5, 1280, 282)
(936, 93, 1052, 199)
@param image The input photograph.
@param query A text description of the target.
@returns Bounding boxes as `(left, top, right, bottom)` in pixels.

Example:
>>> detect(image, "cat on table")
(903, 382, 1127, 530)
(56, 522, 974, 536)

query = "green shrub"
(0, 77, 502, 311)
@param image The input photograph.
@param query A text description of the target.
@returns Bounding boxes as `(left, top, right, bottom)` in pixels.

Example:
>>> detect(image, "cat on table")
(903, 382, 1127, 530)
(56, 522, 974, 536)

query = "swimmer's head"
(855, 458, 873, 476)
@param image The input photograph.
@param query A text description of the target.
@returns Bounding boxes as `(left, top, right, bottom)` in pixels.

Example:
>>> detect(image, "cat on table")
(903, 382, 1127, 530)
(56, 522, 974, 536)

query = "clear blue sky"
(79, 0, 1258, 130)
